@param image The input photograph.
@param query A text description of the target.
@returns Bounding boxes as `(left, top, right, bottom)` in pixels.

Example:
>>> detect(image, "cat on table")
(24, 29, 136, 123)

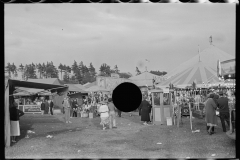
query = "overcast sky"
(5, 4, 235, 75)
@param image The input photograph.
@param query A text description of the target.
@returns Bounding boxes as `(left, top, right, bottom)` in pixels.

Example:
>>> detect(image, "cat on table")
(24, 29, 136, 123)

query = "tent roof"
(85, 85, 110, 92)
(166, 45, 234, 79)
(64, 84, 88, 93)
(84, 81, 97, 88)
(157, 61, 220, 87)
(27, 78, 62, 85)
(7, 79, 68, 95)
(74, 84, 86, 90)
(129, 71, 161, 87)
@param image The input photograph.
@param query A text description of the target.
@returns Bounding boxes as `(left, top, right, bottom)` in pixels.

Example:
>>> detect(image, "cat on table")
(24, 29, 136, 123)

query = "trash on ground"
(192, 130, 200, 133)
(211, 154, 216, 157)
(27, 130, 35, 134)
(157, 142, 162, 144)
(46, 135, 53, 138)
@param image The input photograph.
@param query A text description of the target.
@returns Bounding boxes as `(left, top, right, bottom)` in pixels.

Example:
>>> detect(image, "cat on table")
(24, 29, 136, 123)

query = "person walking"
(98, 99, 110, 130)
(69, 98, 73, 118)
(217, 91, 230, 132)
(44, 99, 49, 114)
(10, 101, 24, 143)
(62, 97, 72, 123)
(40, 100, 45, 115)
(204, 94, 218, 135)
(108, 98, 117, 129)
(50, 100, 54, 115)
(140, 95, 152, 125)
(72, 99, 78, 118)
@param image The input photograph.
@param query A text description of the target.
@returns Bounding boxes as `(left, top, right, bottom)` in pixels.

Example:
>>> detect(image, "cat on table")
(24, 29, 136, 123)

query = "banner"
(23, 105, 41, 113)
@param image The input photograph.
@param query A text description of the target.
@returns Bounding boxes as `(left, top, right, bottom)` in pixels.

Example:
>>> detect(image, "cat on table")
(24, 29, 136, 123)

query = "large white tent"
(157, 44, 234, 88)
(166, 45, 234, 79)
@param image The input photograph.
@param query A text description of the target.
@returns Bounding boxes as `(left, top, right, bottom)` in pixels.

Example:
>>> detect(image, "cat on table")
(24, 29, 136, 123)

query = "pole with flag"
(145, 59, 150, 72)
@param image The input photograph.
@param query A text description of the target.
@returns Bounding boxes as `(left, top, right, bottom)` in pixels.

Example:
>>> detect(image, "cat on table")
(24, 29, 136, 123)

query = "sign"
(22, 105, 41, 113)
(111, 73, 120, 78)
(163, 88, 169, 93)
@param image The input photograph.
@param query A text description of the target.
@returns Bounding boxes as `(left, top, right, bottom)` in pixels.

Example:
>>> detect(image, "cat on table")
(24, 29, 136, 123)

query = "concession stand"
(150, 88, 174, 125)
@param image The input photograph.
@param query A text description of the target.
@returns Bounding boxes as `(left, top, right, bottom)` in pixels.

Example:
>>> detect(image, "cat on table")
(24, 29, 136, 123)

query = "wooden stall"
(151, 88, 174, 125)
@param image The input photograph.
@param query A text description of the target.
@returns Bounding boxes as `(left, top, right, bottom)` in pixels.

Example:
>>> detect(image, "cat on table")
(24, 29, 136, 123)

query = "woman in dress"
(140, 95, 152, 125)
(204, 93, 218, 135)
(98, 99, 110, 130)
(10, 101, 24, 143)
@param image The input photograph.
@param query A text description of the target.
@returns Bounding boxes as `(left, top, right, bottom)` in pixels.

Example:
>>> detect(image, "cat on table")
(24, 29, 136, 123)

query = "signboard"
(18, 105, 41, 113)
(163, 88, 169, 93)
(111, 73, 120, 78)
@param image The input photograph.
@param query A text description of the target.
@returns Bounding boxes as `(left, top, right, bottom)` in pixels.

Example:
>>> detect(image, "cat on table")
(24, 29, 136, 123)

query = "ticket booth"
(151, 88, 174, 125)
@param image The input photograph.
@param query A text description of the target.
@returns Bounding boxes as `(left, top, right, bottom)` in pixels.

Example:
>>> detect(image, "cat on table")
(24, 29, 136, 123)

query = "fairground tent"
(129, 71, 163, 87)
(64, 84, 89, 94)
(85, 85, 110, 92)
(83, 81, 97, 89)
(157, 44, 234, 88)
(5, 79, 68, 147)
(166, 45, 234, 79)
(157, 61, 220, 88)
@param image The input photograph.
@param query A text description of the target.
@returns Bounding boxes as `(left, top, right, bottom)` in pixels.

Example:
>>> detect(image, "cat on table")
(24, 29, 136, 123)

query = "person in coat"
(107, 98, 117, 129)
(204, 93, 218, 135)
(98, 99, 110, 130)
(44, 99, 49, 114)
(40, 100, 45, 115)
(140, 95, 152, 125)
(217, 91, 230, 132)
(62, 97, 72, 123)
(50, 100, 54, 115)
(10, 101, 24, 143)
(72, 99, 78, 118)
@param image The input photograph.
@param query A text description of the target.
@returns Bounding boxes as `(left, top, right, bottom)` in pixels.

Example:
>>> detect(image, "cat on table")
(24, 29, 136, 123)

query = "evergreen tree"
(136, 67, 141, 75)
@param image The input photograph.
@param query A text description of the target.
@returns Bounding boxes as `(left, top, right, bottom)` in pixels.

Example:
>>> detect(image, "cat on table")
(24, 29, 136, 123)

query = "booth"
(151, 88, 174, 125)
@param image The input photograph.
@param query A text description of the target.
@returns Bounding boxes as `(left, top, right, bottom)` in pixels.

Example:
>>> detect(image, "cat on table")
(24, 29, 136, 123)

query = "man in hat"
(217, 91, 230, 132)
(62, 97, 72, 123)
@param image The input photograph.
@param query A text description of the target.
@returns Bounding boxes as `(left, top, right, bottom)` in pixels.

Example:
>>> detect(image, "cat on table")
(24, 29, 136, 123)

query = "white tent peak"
(166, 45, 234, 79)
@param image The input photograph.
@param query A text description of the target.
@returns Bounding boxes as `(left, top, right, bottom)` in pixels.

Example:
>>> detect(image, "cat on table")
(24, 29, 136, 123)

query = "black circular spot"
(112, 82, 142, 112)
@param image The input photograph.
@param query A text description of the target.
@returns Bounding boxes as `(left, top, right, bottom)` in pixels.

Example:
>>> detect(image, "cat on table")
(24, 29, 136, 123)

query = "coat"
(44, 101, 49, 114)
(139, 100, 152, 122)
(217, 96, 229, 113)
(204, 98, 218, 125)
(41, 103, 45, 111)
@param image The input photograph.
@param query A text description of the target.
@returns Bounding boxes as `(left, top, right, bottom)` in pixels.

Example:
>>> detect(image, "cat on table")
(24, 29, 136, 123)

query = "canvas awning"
(5, 79, 68, 147)
(85, 85, 110, 92)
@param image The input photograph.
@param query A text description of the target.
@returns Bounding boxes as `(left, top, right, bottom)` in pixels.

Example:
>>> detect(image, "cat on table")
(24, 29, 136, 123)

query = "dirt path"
(5, 112, 235, 158)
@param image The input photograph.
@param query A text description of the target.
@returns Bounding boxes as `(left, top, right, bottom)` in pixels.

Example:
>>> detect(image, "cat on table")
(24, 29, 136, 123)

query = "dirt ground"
(5, 112, 236, 159)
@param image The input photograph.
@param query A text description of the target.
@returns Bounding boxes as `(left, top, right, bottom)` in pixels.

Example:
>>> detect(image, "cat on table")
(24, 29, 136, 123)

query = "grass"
(5, 112, 235, 159)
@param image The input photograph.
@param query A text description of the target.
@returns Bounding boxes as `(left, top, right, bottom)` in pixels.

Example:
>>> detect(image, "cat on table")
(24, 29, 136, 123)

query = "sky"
(5, 4, 235, 76)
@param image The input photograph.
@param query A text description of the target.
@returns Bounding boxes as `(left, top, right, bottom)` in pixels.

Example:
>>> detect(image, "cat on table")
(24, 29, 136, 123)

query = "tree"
(114, 65, 120, 73)
(42, 63, 46, 78)
(119, 72, 131, 79)
(99, 63, 111, 77)
(71, 60, 79, 75)
(136, 67, 141, 75)
(5, 63, 12, 78)
(88, 63, 97, 82)
(58, 63, 64, 80)
(11, 63, 17, 77)
(18, 63, 24, 80)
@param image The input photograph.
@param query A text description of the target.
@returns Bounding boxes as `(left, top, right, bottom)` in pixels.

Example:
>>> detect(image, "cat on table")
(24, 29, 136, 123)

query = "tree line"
(5, 61, 133, 84)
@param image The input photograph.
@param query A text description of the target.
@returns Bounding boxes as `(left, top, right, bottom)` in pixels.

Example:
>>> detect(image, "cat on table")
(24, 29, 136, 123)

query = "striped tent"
(157, 61, 220, 88)
(157, 44, 235, 88)
(166, 45, 234, 79)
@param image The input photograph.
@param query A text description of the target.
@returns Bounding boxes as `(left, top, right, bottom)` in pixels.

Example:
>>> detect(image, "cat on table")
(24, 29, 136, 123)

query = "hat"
(218, 91, 223, 95)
